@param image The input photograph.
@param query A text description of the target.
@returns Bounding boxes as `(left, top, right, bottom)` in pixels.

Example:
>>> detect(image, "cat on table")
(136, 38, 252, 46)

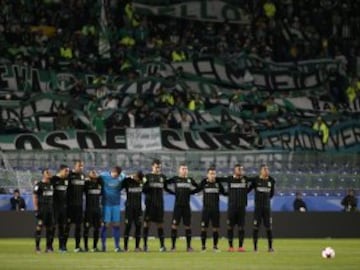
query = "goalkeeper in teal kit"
(100, 166, 126, 252)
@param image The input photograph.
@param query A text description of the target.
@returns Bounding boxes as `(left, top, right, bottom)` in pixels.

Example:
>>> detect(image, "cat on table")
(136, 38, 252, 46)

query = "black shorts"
(227, 206, 246, 227)
(84, 209, 101, 228)
(67, 205, 83, 224)
(125, 207, 142, 226)
(253, 207, 272, 229)
(172, 205, 191, 227)
(37, 207, 54, 227)
(201, 208, 220, 228)
(54, 205, 67, 225)
(144, 206, 164, 223)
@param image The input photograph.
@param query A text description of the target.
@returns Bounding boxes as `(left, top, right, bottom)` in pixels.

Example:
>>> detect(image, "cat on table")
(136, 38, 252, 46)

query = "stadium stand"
(0, 1, 359, 209)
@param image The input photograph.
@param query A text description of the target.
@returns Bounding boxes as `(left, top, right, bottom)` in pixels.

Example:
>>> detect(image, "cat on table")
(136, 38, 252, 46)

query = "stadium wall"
(1, 211, 359, 238)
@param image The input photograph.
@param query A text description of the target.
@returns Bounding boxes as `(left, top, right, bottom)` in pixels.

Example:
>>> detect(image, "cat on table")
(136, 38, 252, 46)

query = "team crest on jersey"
(64, 180, 68, 186)
(160, 177, 163, 183)
(81, 175, 84, 180)
(34, 185, 39, 191)
(268, 182, 272, 187)
(143, 177, 147, 183)
(187, 179, 191, 183)
(241, 179, 245, 183)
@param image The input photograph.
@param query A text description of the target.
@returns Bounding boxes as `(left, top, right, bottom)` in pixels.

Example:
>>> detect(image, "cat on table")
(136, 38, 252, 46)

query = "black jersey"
(33, 181, 54, 209)
(121, 177, 143, 211)
(248, 176, 275, 209)
(198, 179, 226, 210)
(143, 173, 167, 209)
(51, 175, 68, 207)
(67, 171, 86, 206)
(224, 176, 251, 208)
(84, 177, 102, 211)
(167, 176, 198, 206)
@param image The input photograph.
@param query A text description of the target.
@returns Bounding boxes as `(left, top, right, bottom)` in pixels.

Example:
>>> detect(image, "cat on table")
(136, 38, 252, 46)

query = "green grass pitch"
(0, 238, 359, 270)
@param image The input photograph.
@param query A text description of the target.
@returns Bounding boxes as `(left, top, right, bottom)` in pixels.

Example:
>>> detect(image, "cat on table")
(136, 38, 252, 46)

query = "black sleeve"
(216, 177, 228, 183)
(142, 175, 150, 194)
(269, 177, 275, 199)
(341, 196, 346, 206)
(190, 178, 200, 194)
(247, 177, 256, 193)
(10, 198, 16, 210)
(218, 181, 227, 196)
(194, 179, 206, 193)
(164, 176, 176, 195)
(121, 178, 129, 191)
(20, 197, 26, 209)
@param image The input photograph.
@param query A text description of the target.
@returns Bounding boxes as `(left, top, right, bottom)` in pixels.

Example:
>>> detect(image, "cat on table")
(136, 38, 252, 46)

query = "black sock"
(63, 223, 69, 249)
(83, 224, 90, 250)
(135, 225, 141, 249)
(59, 224, 65, 249)
(213, 231, 219, 248)
(267, 229, 273, 249)
(75, 223, 81, 249)
(201, 230, 207, 249)
(171, 228, 177, 249)
(158, 227, 165, 248)
(227, 228, 233, 248)
(239, 228, 245, 248)
(253, 228, 259, 251)
(143, 227, 149, 248)
(93, 226, 99, 249)
(124, 223, 131, 250)
(185, 229, 191, 248)
(46, 227, 53, 249)
(35, 226, 42, 249)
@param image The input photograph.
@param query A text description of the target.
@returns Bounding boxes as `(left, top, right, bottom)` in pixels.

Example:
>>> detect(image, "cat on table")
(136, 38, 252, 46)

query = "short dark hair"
(234, 164, 242, 168)
(152, 159, 161, 165)
(179, 162, 187, 167)
(112, 166, 122, 174)
(207, 166, 216, 172)
(14, 189, 20, 193)
(260, 163, 267, 169)
(41, 168, 49, 175)
(59, 164, 69, 171)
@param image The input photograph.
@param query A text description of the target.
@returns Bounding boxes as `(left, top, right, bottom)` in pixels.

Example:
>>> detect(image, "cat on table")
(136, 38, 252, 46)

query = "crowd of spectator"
(0, 0, 360, 145)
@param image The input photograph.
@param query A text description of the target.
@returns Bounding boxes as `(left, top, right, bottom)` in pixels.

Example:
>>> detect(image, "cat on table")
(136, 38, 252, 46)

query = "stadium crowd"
(0, 0, 359, 146)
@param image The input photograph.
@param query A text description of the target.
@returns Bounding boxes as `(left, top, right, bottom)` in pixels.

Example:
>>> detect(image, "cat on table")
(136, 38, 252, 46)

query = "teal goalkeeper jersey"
(100, 171, 126, 206)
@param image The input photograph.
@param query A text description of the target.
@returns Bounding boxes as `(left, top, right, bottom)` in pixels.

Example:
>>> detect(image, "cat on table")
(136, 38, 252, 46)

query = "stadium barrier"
(0, 211, 359, 238)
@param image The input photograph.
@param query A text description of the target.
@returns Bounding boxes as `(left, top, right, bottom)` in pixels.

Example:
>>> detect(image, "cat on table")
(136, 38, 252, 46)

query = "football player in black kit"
(64, 160, 86, 252)
(83, 170, 102, 252)
(198, 167, 226, 252)
(33, 168, 54, 253)
(248, 164, 275, 252)
(218, 164, 251, 252)
(142, 159, 170, 252)
(51, 164, 70, 252)
(166, 163, 199, 252)
(121, 171, 144, 252)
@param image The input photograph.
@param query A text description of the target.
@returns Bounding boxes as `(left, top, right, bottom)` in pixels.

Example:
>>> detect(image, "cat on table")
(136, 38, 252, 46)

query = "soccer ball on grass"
(321, 247, 335, 259)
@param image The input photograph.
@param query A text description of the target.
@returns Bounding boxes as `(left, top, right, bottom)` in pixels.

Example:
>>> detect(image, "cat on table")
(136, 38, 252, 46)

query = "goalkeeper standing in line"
(100, 166, 126, 252)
